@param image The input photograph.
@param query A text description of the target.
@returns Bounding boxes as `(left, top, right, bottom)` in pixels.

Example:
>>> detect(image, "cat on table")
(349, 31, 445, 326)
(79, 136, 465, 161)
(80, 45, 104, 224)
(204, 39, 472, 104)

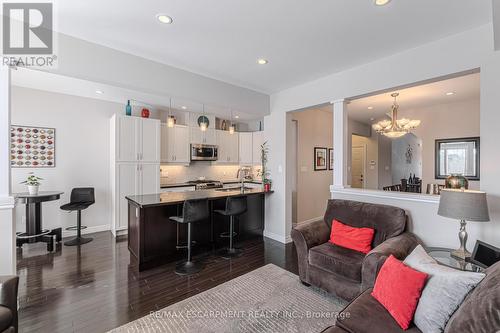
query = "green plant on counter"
(260, 141, 271, 185)
(20, 173, 43, 186)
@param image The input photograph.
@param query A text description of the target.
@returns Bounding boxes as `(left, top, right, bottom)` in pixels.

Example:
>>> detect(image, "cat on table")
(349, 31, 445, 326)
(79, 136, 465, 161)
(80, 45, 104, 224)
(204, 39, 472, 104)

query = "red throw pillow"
(329, 219, 374, 254)
(372, 255, 428, 330)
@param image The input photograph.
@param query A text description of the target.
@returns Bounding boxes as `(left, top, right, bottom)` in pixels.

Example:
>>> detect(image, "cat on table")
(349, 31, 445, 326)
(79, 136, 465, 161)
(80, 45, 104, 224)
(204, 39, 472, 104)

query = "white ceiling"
(348, 72, 480, 124)
(55, 0, 492, 94)
(11, 68, 260, 121)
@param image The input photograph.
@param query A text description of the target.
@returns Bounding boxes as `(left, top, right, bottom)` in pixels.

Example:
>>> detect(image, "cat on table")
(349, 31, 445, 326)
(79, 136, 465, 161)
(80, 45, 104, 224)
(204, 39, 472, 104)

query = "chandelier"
(372, 93, 421, 138)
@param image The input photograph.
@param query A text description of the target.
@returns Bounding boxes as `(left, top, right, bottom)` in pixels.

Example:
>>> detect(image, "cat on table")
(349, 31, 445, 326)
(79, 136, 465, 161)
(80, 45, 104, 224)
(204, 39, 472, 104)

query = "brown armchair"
(291, 199, 420, 301)
(0, 276, 19, 333)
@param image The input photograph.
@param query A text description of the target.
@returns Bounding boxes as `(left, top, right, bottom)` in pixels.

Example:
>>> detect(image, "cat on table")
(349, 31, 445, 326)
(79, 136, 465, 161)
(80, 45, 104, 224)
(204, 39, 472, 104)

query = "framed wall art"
(314, 147, 327, 171)
(10, 125, 56, 168)
(329, 148, 334, 170)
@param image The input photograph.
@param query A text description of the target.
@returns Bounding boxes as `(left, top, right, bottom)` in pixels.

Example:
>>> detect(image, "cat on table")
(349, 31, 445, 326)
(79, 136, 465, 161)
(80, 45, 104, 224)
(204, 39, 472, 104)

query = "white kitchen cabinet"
(161, 124, 190, 164)
(110, 115, 161, 236)
(252, 131, 264, 165)
(190, 128, 216, 145)
(112, 115, 160, 163)
(239, 132, 253, 165)
(216, 130, 239, 164)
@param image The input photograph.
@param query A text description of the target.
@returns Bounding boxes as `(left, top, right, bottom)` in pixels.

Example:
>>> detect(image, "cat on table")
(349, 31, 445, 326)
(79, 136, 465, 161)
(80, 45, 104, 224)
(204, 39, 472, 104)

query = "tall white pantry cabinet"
(110, 115, 160, 236)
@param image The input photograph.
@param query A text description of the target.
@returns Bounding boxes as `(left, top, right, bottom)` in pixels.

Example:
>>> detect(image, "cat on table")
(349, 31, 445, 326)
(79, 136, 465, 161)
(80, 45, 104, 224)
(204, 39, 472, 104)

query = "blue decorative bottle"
(125, 100, 132, 116)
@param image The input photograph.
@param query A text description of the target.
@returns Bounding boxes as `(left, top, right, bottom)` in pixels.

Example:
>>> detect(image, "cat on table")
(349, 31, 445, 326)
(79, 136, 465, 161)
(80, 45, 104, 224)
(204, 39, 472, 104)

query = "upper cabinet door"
(190, 128, 216, 145)
(229, 133, 239, 163)
(216, 130, 229, 162)
(140, 118, 160, 163)
(174, 126, 190, 163)
(252, 131, 264, 165)
(117, 116, 139, 162)
(160, 124, 170, 163)
(239, 132, 253, 165)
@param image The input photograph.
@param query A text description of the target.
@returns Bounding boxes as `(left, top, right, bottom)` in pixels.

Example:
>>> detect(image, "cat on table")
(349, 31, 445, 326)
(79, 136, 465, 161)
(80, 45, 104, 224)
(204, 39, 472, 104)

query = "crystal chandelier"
(372, 93, 420, 138)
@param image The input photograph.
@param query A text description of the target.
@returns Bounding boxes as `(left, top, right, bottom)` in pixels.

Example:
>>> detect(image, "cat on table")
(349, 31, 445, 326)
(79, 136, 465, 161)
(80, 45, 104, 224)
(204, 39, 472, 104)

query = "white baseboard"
(111, 228, 128, 237)
(297, 216, 323, 225)
(62, 224, 110, 237)
(263, 230, 292, 244)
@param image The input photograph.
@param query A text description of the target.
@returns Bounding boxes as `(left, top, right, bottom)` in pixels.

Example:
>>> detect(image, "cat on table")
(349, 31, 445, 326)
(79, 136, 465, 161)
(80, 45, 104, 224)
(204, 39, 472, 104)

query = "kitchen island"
(126, 187, 270, 271)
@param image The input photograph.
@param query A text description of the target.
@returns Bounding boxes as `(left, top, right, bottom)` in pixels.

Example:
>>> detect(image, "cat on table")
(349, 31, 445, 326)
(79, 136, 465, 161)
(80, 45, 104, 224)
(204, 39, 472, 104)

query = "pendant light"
(167, 98, 175, 128)
(229, 109, 235, 135)
(200, 104, 208, 132)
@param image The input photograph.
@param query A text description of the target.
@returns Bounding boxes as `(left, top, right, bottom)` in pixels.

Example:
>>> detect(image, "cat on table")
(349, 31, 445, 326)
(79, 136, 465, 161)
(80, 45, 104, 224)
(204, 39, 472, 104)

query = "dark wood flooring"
(16, 232, 298, 333)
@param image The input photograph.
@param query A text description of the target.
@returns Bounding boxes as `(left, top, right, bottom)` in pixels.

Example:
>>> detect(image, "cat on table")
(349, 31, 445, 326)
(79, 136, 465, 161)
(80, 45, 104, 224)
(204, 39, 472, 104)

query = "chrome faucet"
(237, 167, 251, 190)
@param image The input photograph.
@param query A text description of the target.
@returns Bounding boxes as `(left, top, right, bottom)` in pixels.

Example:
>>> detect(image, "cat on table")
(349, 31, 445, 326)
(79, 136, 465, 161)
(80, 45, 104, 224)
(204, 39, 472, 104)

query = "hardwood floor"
(16, 232, 298, 333)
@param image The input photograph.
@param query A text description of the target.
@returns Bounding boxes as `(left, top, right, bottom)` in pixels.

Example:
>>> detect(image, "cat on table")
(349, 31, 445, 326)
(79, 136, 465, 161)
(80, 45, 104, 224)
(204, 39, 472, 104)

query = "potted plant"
(260, 141, 272, 192)
(21, 173, 43, 195)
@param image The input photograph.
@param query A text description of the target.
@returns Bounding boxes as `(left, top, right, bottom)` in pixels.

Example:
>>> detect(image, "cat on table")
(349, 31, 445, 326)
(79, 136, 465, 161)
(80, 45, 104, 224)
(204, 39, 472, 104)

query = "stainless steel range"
(187, 180, 223, 190)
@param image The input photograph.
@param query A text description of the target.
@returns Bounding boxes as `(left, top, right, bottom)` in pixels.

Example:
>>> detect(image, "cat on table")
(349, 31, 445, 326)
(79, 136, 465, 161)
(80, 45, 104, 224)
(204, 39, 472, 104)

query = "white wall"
(391, 134, 422, 185)
(11, 86, 126, 235)
(291, 108, 333, 223)
(46, 33, 269, 116)
(266, 24, 500, 248)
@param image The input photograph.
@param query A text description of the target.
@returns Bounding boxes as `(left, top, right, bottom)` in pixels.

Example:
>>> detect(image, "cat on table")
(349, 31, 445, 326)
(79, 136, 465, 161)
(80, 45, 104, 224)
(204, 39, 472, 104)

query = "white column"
(0, 66, 15, 275)
(332, 99, 348, 189)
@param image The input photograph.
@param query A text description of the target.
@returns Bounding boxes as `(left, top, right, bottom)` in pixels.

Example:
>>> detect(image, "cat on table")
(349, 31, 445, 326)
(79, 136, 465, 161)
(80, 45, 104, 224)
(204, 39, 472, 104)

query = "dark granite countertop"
(160, 180, 262, 188)
(127, 188, 272, 207)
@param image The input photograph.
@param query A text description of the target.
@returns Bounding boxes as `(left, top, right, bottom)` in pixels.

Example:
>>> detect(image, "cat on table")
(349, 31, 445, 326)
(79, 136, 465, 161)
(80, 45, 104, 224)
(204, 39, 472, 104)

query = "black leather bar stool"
(60, 188, 95, 246)
(215, 195, 247, 259)
(170, 198, 209, 275)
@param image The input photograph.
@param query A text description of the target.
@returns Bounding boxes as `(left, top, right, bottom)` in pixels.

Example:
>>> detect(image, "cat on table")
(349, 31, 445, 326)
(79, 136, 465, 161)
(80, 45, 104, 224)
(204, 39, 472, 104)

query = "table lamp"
(438, 189, 490, 259)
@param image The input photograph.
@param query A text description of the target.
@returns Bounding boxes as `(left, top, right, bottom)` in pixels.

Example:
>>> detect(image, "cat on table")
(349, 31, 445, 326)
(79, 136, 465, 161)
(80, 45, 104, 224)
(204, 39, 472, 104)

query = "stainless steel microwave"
(191, 144, 218, 161)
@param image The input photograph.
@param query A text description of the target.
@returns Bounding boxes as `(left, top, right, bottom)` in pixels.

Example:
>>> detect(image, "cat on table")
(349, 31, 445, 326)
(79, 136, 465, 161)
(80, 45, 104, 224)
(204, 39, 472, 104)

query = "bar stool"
(169, 198, 209, 275)
(215, 195, 247, 259)
(60, 188, 95, 246)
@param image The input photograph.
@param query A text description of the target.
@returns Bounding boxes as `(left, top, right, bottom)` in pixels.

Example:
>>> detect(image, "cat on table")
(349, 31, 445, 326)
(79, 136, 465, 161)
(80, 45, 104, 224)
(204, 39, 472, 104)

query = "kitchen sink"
(215, 187, 252, 192)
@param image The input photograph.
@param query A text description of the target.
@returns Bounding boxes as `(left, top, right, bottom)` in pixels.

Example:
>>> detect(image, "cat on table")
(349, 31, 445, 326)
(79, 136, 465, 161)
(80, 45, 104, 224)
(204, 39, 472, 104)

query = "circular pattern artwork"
(10, 125, 55, 168)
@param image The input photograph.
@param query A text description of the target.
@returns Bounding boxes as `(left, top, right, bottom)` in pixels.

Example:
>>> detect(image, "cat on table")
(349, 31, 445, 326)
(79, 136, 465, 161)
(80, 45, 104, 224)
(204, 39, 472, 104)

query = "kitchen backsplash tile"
(160, 163, 261, 184)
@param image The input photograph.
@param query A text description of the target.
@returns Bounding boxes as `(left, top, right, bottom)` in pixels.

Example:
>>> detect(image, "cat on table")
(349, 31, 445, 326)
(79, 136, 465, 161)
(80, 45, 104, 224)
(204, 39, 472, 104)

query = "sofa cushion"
(444, 261, 500, 333)
(0, 306, 13, 333)
(404, 245, 485, 333)
(329, 219, 374, 254)
(336, 288, 422, 333)
(309, 243, 364, 282)
(323, 199, 406, 248)
(372, 255, 428, 330)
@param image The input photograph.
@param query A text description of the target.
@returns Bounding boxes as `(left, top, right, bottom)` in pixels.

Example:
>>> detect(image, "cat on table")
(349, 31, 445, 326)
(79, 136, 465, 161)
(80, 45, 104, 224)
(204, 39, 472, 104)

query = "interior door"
(351, 145, 365, 189)
(174, 126, 190, 163)
(141, 164, 160, 195)
(141, 119, 160, 162)
(117, 163, 138, 230)
(117, 116, 138, 162)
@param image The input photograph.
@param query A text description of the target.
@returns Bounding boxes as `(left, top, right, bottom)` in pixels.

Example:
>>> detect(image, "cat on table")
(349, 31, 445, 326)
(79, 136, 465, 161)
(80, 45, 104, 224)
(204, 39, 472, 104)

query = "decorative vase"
(445, 174, 469, 189)
(125, 100, 132, 116)
(141, 108, 150, 118)
(264, 183, 271, 192)
(27, 185, 39, 195)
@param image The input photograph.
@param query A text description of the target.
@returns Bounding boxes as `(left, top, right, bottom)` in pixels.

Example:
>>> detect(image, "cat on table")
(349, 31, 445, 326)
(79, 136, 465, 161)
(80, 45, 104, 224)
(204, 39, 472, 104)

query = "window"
(435, 137, 480, 180)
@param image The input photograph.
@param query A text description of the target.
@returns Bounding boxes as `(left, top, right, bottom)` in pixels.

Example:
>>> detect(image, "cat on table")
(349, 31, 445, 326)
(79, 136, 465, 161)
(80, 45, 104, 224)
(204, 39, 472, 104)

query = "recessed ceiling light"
(156, 14, 173, 24)
(234, 115, 240, 119)
(367, 106, 374, 110)
(370, 117, 375, 121)
(446, 92, 455, 96)
(257, 59, 268, 65)
(95, 90, 103, 94)
(374, 0, 391, 6)
(181, 106, 187, 110)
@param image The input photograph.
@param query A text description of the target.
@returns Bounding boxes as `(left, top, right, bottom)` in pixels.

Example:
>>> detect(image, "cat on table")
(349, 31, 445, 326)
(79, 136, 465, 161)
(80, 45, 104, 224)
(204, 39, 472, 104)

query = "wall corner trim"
(0, 196, 15, 210)
(331, 99, 346, 104)
(264, 229, 292, 244)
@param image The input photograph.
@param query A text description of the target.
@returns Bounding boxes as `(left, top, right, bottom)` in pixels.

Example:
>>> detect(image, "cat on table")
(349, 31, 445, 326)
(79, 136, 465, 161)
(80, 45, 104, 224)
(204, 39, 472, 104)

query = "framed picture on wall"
(10, 125, 56, 168)
(314, 147, 328, 171)
(329, 148, 334, 170)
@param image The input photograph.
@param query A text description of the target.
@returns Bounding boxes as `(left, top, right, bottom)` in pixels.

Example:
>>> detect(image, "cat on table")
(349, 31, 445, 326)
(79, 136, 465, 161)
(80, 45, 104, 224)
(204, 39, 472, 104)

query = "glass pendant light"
(200, 104, 208, 131)
(167, 98, 175, 128)
(229, 109, 235, 134)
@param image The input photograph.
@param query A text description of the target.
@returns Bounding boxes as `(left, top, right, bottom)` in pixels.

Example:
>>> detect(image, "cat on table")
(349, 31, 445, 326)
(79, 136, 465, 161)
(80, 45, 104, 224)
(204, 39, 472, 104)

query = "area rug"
(109, 264, 347, 333)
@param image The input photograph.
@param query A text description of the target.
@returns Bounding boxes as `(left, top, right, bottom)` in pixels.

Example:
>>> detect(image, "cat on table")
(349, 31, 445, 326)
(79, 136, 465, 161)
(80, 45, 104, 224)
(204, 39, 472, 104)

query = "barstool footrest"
(219, 231, 237, 238)
(65, 225, 88, 231)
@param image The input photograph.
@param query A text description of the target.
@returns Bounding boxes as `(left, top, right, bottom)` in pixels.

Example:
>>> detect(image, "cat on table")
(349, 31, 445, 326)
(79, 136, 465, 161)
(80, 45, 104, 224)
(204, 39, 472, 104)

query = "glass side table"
(426, 247, 484, 272)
